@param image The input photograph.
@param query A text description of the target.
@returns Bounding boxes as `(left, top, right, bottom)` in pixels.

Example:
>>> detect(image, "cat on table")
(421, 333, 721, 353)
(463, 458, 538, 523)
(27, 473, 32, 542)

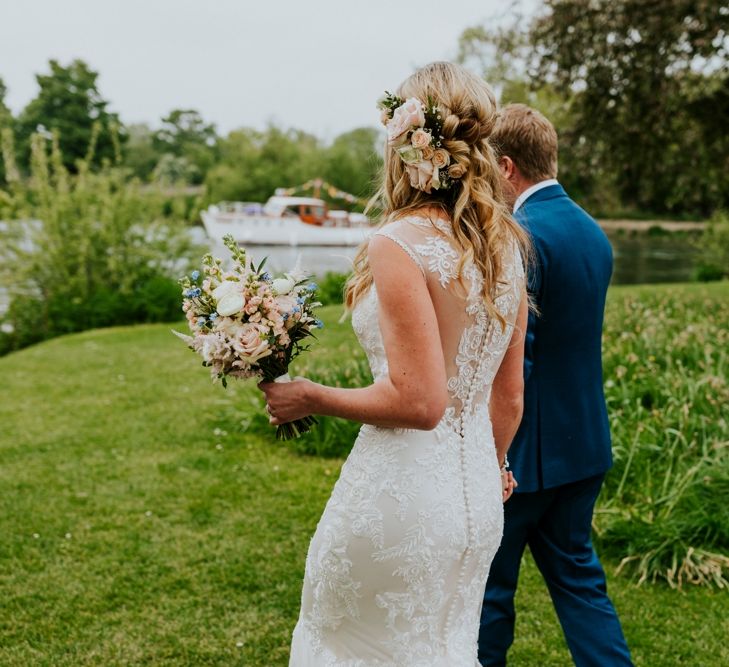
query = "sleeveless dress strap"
(374, 229, 426, 276)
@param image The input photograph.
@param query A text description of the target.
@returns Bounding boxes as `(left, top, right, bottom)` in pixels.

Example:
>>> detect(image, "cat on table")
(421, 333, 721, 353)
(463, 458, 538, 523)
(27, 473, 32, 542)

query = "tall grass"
(598, 284, 729, 588)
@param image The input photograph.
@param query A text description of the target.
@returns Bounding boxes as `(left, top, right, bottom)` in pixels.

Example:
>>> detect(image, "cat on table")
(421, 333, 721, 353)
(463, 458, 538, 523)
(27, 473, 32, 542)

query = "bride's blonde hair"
(344, 62, 531, 328)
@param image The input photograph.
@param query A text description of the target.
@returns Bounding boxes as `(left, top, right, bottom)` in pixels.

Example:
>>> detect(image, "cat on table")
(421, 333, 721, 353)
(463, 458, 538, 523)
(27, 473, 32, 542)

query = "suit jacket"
(510, 183, 613, 492)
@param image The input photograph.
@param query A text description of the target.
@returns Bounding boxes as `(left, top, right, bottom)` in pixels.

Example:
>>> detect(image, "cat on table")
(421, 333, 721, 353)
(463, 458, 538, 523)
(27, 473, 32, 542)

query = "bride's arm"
(489, 289, 528, 467)
(259, 235, 448, 430)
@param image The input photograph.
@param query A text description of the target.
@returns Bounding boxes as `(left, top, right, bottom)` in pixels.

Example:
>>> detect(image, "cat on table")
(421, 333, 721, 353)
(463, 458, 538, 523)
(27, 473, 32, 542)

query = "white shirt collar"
(513, 179, 559, 214)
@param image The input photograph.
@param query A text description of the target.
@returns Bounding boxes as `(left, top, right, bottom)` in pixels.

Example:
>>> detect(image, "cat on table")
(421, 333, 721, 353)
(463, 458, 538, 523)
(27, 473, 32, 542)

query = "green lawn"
(1, 284, 728, 666)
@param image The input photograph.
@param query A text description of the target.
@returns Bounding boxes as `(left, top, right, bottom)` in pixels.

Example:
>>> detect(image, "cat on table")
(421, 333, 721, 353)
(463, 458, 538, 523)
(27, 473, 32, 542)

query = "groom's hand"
(502, 470, 517, 503)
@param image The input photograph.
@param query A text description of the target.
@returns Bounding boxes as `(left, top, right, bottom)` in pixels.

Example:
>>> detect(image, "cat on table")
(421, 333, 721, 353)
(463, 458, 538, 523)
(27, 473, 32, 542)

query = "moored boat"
(201, 195, 373, 247)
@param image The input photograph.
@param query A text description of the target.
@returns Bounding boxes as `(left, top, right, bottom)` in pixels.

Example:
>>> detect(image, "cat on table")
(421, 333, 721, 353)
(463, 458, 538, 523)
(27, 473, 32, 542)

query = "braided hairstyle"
(345, 61, 531, 329)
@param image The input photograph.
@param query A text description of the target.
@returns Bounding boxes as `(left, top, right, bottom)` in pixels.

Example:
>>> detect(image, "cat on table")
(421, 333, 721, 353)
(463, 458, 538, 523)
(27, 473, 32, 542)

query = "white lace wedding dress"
(289, 215, 525, 666)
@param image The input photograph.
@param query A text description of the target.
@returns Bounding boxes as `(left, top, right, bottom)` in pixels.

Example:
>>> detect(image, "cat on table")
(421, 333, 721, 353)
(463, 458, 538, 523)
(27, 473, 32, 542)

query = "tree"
(16, 59, 122, 172)
(153, 109, 217, 184)
(529, 0, 729, 215)
(0, 78, 14, 185)
(322, 128, 382, 203)
(204, 125, 382, 208)
(123, 123, 159, 181)
(459, 0, 729, 216)
(204, 125, 325, 203)
(152, 153, 200, 185)
(457, 14, 607, 209)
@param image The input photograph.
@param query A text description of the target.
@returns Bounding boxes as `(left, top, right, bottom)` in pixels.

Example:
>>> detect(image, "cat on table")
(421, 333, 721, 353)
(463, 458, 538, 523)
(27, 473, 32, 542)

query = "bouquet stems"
(275, 414, 319, 441)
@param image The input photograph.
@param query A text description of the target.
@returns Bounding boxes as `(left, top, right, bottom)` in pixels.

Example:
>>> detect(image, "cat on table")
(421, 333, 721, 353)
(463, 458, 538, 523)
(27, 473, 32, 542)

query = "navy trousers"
(478, 474, 633, 666)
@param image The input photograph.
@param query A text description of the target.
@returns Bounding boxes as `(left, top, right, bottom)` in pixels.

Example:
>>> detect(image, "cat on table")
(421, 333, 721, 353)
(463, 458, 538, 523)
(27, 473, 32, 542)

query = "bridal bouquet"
(173, 234, 322, 440)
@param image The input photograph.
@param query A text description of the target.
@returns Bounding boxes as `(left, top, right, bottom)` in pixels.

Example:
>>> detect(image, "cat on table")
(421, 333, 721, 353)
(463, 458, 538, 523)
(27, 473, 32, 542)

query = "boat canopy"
(264, 196, 327, 217)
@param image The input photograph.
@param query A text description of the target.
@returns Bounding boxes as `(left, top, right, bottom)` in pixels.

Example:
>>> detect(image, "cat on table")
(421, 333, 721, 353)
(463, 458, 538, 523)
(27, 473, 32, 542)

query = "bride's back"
(354, 212, 524, 434)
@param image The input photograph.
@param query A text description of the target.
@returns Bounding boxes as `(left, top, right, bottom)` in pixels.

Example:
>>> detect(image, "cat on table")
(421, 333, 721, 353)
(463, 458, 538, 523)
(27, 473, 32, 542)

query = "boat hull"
(201, 210, 372, 247)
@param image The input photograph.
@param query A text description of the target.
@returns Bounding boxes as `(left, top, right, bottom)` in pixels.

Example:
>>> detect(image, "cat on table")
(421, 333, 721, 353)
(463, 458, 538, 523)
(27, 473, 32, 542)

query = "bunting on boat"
(275, 179, 370, 207)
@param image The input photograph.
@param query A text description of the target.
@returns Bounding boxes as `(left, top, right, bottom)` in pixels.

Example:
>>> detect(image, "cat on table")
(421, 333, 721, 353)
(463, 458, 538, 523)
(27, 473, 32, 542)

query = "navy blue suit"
(478, 184, 632, 666)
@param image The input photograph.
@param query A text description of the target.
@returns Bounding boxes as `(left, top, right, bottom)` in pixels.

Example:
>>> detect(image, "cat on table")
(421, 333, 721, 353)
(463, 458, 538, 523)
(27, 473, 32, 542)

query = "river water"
(225, 232, 701, 286)
(0, 228, 702, 318)
(607, 232, 700, 284)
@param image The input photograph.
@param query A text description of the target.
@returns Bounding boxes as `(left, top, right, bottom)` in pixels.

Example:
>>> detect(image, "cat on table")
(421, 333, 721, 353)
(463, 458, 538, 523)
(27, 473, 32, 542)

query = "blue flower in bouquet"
(209, 312, 218, 322)
(306, 282, 318, 292)
(292, 306, 301, 314)
(196, 317, 206, 326)
(191, 270, 200, 281)
(261, 271, 272, 282)
(296, 296, 306, 305)
(185, 287, 202, 298)
(314, 319, 324, 328)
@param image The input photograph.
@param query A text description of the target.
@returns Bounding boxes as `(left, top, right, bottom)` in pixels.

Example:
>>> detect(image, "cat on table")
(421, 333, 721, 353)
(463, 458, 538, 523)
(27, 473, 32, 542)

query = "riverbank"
(1, 282, 727, 665)
(598, 219, 705, 232)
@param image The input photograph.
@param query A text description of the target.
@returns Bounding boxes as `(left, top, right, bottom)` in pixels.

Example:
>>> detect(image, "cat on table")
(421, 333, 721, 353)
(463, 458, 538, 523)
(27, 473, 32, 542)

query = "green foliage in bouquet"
(0, 126, 201, 355)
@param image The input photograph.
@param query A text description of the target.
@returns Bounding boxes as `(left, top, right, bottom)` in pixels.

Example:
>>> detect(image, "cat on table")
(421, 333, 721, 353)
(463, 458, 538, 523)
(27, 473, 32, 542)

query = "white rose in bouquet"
(212, 281, 245, 316)
(271, 277, 295, 295)
(274, 295, 298, 314)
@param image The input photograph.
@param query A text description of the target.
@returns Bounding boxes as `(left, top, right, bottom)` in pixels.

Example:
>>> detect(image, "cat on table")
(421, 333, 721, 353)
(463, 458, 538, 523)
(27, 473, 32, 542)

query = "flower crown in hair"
(377, 92, 464, 194)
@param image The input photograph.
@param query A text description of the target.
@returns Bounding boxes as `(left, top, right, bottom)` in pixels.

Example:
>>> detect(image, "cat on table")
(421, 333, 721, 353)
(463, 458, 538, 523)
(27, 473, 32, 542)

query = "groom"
(478, 104, 633, 666)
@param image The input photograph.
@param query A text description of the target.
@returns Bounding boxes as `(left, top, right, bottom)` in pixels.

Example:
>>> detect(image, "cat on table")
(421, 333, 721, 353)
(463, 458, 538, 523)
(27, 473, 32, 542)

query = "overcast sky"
(0, 0, 538, 140)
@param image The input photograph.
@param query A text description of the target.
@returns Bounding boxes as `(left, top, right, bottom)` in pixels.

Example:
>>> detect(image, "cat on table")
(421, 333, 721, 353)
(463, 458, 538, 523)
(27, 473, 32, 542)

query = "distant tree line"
(0, 60, 383, 212)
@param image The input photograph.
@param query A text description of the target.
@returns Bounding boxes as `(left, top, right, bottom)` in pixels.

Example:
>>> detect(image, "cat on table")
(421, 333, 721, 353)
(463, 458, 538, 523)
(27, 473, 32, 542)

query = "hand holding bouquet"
(173, 234, 322, 439)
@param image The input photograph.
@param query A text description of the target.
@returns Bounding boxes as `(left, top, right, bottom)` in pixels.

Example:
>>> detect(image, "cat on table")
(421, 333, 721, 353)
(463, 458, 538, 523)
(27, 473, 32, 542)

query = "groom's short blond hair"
(491, 103, 558, 182)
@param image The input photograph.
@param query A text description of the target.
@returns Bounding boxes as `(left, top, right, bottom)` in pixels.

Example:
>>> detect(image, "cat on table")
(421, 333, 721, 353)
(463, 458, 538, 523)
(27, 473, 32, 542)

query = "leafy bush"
(316, 271, 349, 305)
(0, 128, 201, 355)
(694, 211, 729, 282)
(598, 286, 729, 588)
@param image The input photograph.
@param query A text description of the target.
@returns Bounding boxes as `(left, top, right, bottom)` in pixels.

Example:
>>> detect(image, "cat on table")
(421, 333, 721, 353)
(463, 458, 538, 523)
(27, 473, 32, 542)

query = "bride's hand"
(502, 470, 517, 503)
(258, 377, 317, 425)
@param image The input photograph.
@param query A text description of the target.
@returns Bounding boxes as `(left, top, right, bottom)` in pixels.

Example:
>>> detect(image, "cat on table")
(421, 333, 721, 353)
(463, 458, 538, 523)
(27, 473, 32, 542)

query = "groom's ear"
(498, 155, 515, 181)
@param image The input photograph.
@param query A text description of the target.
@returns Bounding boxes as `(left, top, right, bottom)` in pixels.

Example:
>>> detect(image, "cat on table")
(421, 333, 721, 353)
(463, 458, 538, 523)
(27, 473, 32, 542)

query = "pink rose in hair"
(448, 163, 466, 179)
(406, 160, 436, 194)
(411, 128, 432, 150)
(387, 97, 425, 143)
(432, 148, 450, 169)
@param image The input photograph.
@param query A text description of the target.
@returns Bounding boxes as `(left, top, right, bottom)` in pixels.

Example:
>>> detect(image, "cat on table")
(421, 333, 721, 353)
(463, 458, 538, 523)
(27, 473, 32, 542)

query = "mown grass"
(1, 284, 728, 666)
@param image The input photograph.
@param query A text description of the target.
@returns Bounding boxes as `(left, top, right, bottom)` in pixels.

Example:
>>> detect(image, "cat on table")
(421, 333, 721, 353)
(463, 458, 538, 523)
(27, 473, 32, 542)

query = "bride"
(259, 61, 530, 666)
